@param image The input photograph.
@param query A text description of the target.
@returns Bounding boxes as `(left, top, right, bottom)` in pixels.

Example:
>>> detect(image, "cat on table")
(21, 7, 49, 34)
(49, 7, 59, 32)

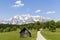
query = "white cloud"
(35, 9, 41, 13)
(47, 11, 56, 14)
(12, 0, 24, 7)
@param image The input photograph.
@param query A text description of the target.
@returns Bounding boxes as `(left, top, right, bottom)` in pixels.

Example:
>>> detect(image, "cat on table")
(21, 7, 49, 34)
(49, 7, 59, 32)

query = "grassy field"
(41, 28, 60, 40)
(0, 29, 37, 40)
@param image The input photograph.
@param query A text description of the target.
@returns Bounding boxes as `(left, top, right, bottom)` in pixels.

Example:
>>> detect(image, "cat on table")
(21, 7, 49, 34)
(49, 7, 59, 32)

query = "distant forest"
(0, 20, 60, 32)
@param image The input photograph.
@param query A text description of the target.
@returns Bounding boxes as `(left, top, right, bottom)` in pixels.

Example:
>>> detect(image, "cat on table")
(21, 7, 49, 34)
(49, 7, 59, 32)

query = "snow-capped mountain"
(0, 14, 51, 25)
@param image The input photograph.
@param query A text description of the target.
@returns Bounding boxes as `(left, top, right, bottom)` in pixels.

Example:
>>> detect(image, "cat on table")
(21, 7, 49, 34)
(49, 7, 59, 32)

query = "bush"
(4, 27, 11, 32)
(10, 26, 17, 31)
(0, 28, 4, 32)
(49, 25, 56, 32)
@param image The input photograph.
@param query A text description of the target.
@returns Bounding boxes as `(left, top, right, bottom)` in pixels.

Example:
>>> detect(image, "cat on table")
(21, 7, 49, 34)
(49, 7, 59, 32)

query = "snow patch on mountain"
(0, 14, 51, 25)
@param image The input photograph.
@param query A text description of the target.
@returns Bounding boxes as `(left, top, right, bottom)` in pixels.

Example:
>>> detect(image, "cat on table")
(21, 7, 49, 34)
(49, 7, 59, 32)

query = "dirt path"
(36, 31, 46, 40)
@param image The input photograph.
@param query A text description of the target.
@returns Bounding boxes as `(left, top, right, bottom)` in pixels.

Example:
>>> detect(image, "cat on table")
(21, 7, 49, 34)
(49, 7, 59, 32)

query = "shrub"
(0, 28, 4, 32)
(49, 25, 56, 32)
(4, 27, 11, 32)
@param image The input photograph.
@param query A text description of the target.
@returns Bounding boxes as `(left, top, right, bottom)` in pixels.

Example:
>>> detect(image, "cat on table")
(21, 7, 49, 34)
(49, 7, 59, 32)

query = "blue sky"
(0, 0, 60, 20)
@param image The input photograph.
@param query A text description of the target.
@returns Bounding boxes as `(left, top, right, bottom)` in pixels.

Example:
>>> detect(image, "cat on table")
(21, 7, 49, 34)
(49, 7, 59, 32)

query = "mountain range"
(0, 14, 51, 25)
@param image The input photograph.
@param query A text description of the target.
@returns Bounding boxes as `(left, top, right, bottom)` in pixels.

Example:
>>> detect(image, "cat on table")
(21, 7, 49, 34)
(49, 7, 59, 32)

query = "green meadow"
(41, 28, 60, 40)
(0, 29, 37, 40)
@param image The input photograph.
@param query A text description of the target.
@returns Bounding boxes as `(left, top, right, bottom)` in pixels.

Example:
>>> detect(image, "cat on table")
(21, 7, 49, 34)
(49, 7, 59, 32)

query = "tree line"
(0, 20, 60, 32)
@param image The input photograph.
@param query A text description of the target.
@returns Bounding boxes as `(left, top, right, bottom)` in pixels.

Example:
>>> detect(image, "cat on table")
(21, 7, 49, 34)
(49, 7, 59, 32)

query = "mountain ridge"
(0, 14, 51, 25)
